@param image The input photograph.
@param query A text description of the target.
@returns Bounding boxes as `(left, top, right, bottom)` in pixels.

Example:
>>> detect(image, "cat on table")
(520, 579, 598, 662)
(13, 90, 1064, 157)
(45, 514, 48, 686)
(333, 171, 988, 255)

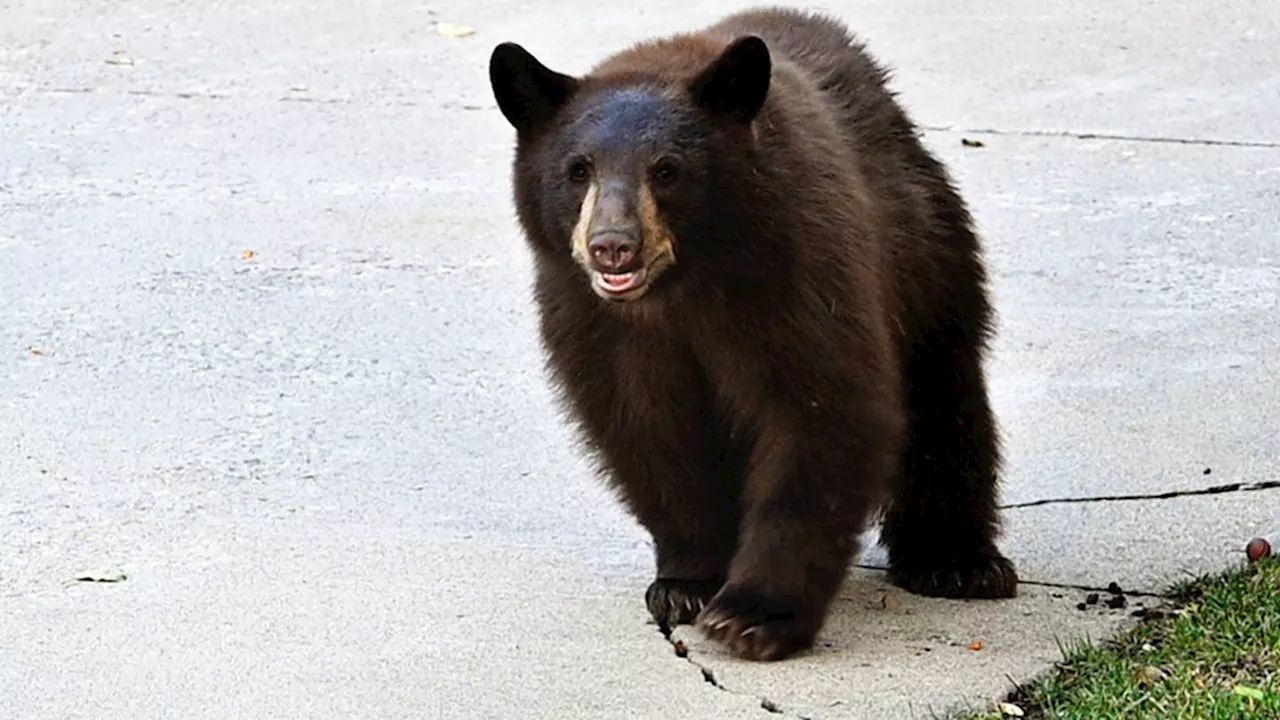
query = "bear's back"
(707, 8, 927, 178)
(712, 8, 985, 319)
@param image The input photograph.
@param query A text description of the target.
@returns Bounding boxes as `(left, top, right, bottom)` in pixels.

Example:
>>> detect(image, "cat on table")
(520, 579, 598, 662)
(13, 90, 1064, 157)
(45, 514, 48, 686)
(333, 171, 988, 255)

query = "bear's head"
(489, 35, 772, 304)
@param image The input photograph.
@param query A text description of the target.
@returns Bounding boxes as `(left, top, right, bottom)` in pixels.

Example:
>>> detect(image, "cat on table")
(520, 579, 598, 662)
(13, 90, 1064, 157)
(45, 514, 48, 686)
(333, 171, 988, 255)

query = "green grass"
(966, 558, 1280, 720)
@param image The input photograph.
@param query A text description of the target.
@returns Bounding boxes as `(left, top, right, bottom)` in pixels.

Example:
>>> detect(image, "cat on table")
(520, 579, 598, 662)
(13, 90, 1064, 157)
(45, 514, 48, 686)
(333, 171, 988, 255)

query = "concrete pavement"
(2, 1, 1277, 718)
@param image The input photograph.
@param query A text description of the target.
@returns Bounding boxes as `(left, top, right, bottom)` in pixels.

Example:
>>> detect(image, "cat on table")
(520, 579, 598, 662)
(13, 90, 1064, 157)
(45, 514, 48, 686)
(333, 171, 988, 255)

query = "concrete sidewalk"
(2, 1, 1276, 718)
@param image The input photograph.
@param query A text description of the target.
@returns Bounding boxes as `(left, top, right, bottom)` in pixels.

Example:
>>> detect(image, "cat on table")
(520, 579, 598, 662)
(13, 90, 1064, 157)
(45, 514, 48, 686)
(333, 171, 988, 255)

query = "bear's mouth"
(591, 267, 650, 300)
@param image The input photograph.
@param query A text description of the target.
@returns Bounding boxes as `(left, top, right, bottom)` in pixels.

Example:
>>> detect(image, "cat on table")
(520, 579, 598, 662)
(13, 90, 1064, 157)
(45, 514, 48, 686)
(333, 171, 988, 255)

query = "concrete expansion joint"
(849, 561, 1168, 600)
(921, 124, 1280, 149)
(860, 479, 1280, 600)
(9, 85, 493, 112)
(20, 85, 1280, 148)
(998, 478, 1280, 511)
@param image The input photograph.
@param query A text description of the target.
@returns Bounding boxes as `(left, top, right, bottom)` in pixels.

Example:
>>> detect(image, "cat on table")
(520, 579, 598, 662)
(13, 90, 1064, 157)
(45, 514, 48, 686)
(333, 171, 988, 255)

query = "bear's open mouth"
(592, 267, 649, 298)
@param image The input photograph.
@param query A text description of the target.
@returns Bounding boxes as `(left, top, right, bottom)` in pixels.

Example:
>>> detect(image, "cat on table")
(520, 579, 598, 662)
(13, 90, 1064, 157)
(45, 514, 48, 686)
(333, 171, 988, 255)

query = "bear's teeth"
(595, 268, 648, 294)
(601, 272, 636, 288)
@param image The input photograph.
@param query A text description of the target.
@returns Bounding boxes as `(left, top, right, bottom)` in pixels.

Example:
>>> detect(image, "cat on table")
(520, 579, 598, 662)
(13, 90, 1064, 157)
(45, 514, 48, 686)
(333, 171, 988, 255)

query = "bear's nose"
(588, 231, 639, 271)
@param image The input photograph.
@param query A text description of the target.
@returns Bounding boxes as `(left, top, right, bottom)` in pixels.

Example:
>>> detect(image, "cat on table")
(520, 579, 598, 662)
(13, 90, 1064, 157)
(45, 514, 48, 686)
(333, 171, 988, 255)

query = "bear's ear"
(689, 35, 771, 123)
(489, 42, 579, 135)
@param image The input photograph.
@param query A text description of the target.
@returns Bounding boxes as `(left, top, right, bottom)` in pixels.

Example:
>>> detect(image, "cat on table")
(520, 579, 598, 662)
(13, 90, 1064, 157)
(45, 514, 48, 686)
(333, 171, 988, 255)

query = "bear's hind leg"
(881, 326, 1018, 599)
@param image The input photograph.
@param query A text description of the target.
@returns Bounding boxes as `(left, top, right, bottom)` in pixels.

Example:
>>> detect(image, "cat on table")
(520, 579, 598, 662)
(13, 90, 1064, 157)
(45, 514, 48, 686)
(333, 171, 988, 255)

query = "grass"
(965, 557, 1280, 720)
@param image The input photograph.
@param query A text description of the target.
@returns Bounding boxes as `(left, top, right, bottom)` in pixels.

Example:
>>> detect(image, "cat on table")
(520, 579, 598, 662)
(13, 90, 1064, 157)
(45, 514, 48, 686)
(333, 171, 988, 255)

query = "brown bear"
(488, 6, 1018, 661)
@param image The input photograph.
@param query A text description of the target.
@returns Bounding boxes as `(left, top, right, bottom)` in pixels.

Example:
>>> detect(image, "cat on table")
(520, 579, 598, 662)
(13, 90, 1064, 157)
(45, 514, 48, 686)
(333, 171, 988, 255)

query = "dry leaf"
(961, 137, 985, 148)
(436, 22, 476, 38)
(996, 702, 1024, 717)
(242, 249, 256, 261)
(1234, 685, 1265, 701)
(968, 640, 985, 651)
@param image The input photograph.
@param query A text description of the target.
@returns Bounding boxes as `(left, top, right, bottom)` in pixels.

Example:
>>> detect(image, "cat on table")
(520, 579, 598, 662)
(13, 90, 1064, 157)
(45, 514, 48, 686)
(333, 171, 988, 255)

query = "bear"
(488, 5, 1019, 662)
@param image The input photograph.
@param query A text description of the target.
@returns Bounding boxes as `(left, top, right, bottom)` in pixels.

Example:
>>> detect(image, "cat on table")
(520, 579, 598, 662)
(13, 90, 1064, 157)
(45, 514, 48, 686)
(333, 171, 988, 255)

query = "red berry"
(1246, 537, 1271, 563)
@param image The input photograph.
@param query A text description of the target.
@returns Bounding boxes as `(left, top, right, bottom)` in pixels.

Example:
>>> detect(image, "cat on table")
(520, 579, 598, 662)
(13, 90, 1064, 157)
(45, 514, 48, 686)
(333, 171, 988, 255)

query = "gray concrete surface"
(2, 1, 1277, 718)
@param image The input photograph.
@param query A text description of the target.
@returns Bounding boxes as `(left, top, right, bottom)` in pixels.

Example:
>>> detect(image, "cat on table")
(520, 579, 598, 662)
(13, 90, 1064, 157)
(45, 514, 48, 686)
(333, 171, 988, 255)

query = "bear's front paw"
(889, 547, 1018, 599)
(696, 586, 819, 661)
(646, 578, 721, 632)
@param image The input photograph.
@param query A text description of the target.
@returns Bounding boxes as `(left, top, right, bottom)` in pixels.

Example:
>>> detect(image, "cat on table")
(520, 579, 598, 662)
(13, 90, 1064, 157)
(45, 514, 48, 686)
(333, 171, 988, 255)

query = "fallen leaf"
(436, 22, 476, 38)
(242, 249, 256, 260)
(961, 137, 985, 148)
(968, 640, 985, 651)
(1233, 685, 1265, 701)
(996, 702, 1025, 717)
(75, 569, 127, 583)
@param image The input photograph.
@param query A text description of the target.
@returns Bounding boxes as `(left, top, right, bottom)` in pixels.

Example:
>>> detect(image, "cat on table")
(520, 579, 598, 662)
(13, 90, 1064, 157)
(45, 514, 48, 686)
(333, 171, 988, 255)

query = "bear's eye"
(566, 158, 592, 184)
(651, 158, 681, 187)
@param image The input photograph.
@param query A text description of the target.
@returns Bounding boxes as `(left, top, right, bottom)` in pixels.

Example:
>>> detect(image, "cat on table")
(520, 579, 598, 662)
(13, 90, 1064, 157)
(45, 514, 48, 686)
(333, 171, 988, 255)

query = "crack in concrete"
(999, 479, 1280, 510)
(652, 478, 1269, 713)
(660, 564, 1162, 718)
(922, 124, 1280, 149)
(657, 625, 814, 719)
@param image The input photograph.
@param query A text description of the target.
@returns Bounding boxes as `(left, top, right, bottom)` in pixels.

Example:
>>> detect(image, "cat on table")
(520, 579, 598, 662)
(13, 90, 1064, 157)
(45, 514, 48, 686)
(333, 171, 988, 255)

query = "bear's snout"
(588, 231, 640, 272)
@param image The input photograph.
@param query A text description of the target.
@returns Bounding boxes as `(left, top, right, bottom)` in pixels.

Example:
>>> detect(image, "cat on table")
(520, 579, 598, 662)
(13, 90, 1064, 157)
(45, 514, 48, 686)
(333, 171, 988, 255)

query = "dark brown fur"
(489, 6, 1018, 661)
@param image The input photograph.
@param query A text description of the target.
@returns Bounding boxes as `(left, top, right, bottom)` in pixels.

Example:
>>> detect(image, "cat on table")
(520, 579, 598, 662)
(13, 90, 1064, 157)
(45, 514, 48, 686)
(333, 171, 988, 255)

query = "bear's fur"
(489, 6, 1018, 661)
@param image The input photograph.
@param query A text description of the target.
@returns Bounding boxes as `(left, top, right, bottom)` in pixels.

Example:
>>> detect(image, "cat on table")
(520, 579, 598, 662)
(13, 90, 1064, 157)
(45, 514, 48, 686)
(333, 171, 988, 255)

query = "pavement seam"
(12, 85, 1280, 150)
(921, 124, 1280, 148)
(5, 86, 488, 111)
(852, 563, 1168, 599)
(998, 479, 1280, 510)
